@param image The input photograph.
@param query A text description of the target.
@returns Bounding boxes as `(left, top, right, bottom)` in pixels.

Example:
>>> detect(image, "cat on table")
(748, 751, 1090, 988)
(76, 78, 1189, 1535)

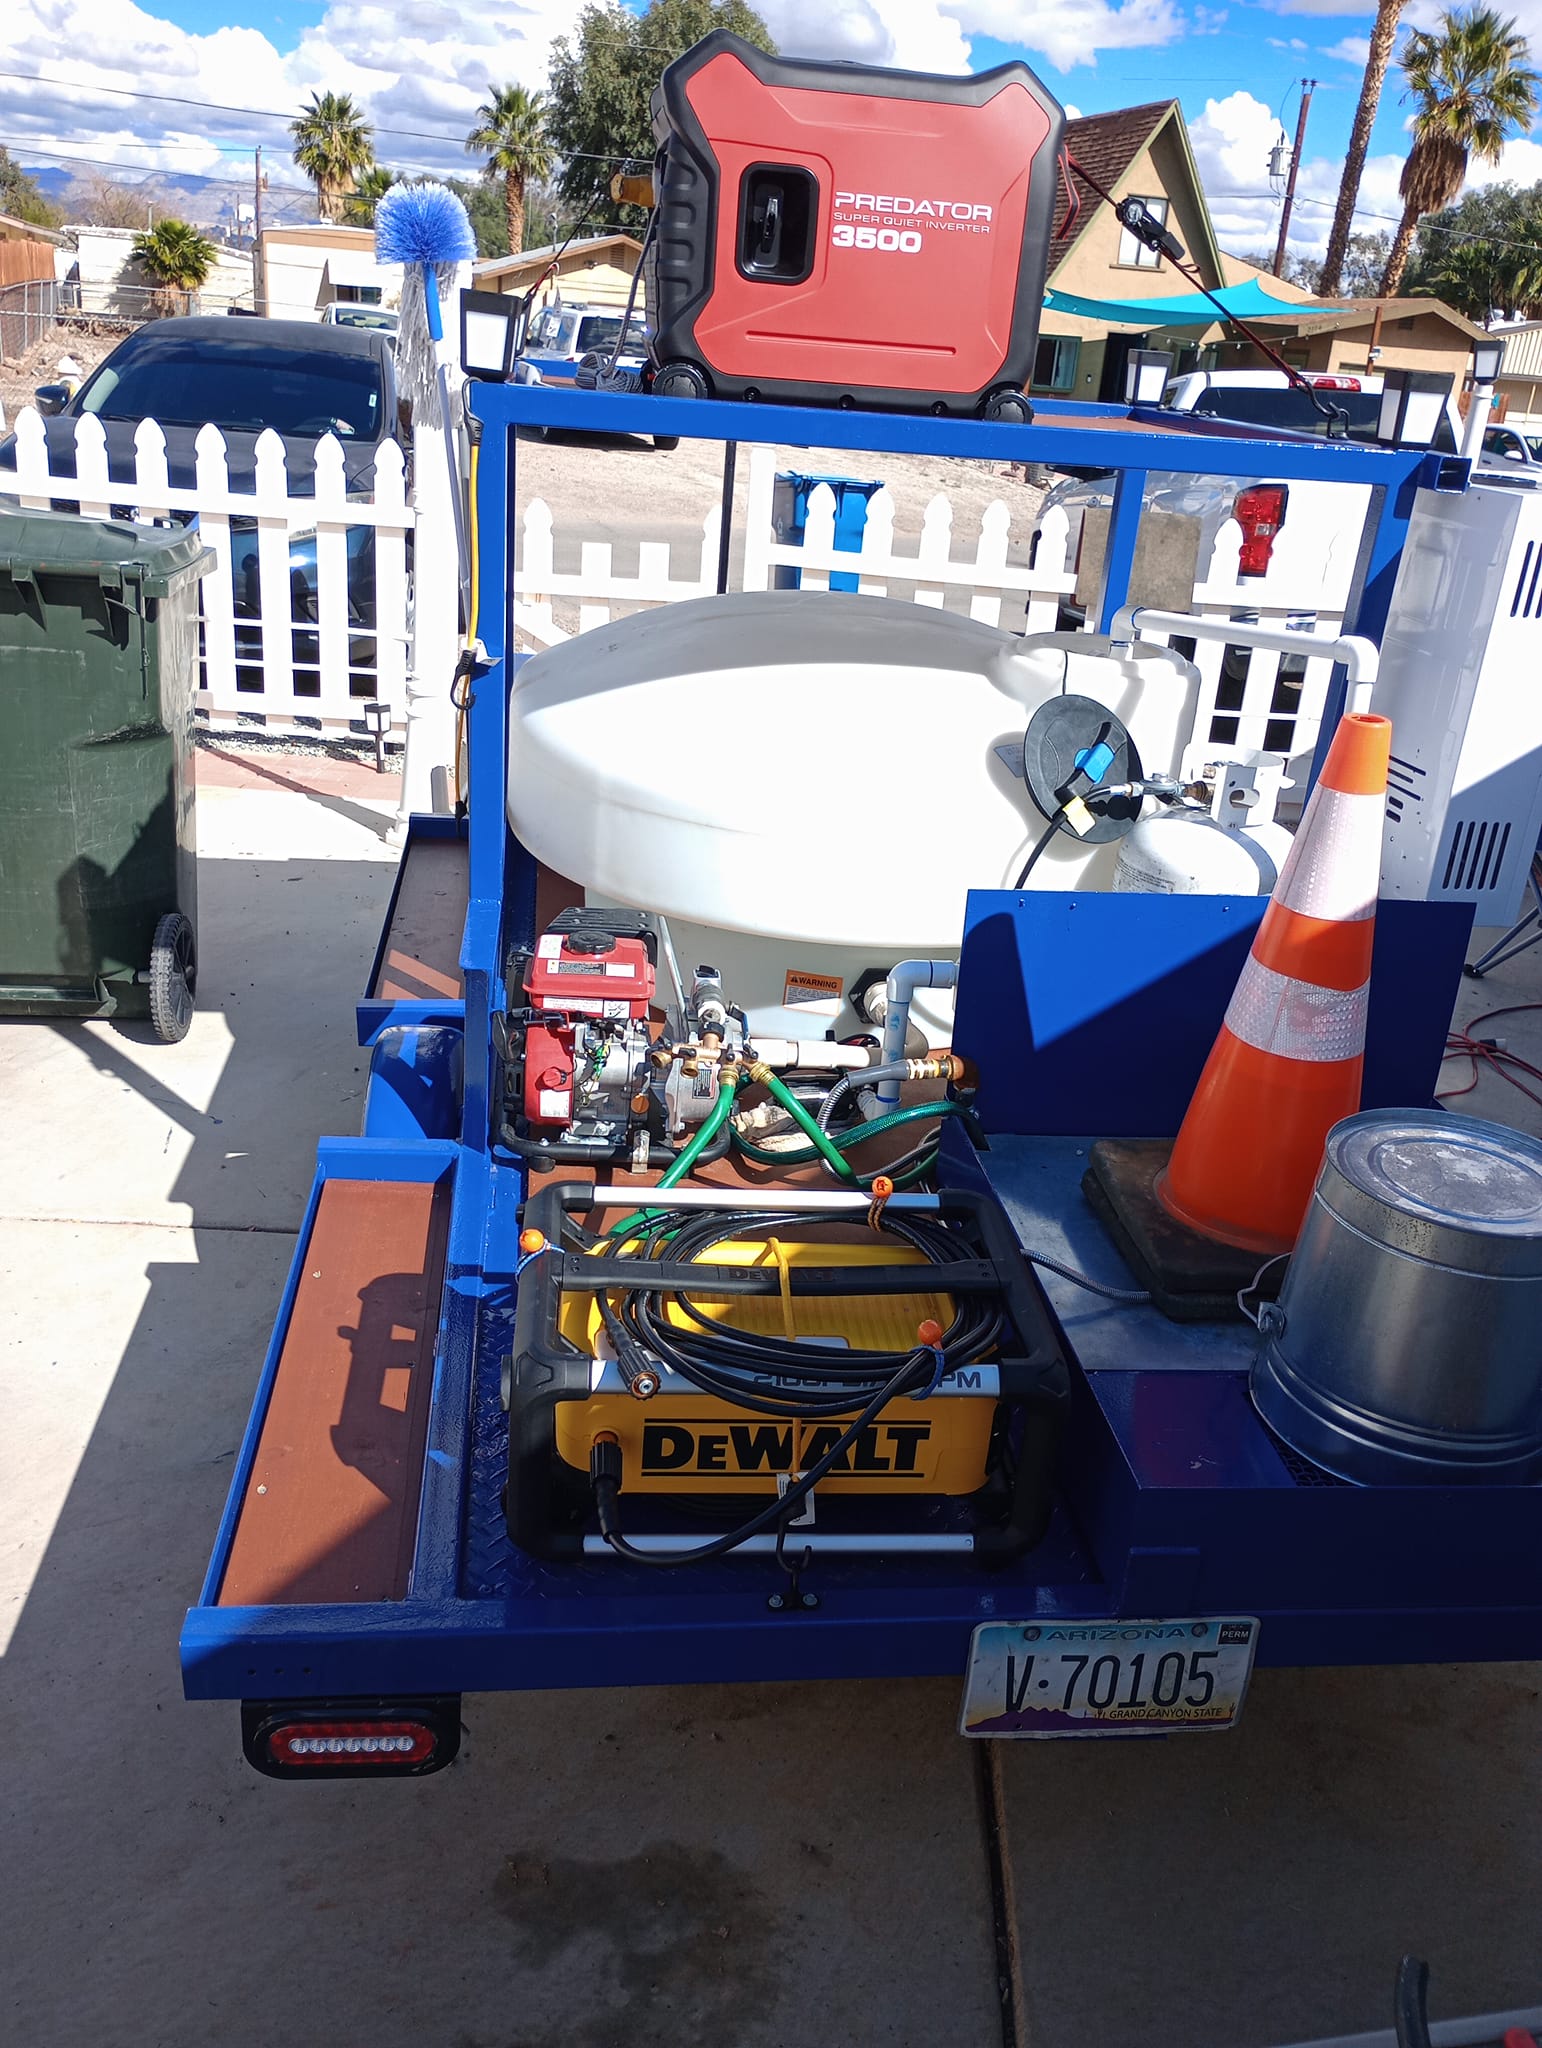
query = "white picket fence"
(0, 406, 415, 736)
(513, 444, 1371, 774)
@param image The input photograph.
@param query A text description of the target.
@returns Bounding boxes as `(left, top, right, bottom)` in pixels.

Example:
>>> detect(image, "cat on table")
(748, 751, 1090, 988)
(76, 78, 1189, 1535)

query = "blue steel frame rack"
(182, 386, 1518, 1710)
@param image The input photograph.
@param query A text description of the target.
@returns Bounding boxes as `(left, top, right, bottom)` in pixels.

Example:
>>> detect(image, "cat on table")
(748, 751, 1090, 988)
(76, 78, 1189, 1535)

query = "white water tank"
(509, 593, 1199, 956)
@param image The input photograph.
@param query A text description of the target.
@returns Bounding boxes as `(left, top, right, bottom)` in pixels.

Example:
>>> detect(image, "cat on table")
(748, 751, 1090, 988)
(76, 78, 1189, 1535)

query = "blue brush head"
(375, 182, 476, 267)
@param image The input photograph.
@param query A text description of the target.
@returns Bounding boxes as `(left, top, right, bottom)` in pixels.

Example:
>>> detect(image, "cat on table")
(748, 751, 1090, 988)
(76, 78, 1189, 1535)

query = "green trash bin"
(0, 508, 213, 1041)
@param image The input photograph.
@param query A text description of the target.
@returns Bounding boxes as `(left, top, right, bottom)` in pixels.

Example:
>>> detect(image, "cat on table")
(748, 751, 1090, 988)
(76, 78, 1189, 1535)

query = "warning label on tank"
(782, 970, 843, 1013)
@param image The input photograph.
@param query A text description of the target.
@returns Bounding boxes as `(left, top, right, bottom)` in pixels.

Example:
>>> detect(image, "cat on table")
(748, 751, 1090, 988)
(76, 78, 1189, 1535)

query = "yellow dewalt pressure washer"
(502, 1182, 1070, 1566)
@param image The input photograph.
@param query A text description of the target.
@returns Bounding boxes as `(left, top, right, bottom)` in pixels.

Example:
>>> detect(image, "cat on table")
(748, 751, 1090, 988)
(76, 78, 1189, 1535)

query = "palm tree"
(131, 219, 217, 316)
(344, 163, 398, 228)
(1380, 8, 1540, 295)
(465, 84, 552, 255)
(1319, 0, 1409, 297)
(290, 91, 374, 223)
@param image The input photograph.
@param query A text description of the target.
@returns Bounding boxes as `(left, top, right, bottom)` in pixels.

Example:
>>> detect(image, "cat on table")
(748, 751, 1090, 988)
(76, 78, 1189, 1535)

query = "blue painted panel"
(468, 381, 1452, 492)
(362, 1026, 464, 1142)
(954, 892, 1474, 1138)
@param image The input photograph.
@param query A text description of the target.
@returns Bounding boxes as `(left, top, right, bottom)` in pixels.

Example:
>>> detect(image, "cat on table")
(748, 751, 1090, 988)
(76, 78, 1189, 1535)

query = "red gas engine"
(518, 910, 657, 1144)
(645, 30, 1064, 419)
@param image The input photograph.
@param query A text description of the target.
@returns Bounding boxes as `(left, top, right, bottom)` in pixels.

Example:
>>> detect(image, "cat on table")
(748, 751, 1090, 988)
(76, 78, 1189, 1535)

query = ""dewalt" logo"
(640, 1419, 931, 1476)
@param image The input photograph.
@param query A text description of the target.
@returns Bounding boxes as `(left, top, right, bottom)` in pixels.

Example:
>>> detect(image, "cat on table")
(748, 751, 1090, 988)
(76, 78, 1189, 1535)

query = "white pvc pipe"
(1461, 380, 1495, 461)
(1108, 606, 1380, 712)
(582, 1533, 975, 1556)
(750, 1038, 875, 1072)
(877, 959, 957, 1109)
(586, 1185, 941, 1211)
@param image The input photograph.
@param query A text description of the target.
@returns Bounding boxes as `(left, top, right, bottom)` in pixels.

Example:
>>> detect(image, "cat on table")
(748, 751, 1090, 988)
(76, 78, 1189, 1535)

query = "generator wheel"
(653, 361, 711, 402)
(981, 388, 1033, 425)
(149, 911, 196, 1043)
(653, 435, 680, 452)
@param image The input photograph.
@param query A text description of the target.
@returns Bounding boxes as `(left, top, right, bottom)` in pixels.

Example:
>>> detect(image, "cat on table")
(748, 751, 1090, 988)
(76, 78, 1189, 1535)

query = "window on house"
(333, 283, 384, 306)
(1032, 334, 1080, 392)
(1117, 196, 1167, 268)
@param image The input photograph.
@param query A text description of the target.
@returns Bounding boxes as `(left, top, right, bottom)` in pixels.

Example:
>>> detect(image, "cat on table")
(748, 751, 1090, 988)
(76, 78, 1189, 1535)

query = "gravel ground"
(0, 327, 123, 422)
(510, 423, 1049, 636)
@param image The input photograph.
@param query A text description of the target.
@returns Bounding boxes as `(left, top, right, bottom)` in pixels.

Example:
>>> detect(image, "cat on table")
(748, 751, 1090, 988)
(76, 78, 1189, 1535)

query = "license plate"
(960, 1617, 1259, 1739)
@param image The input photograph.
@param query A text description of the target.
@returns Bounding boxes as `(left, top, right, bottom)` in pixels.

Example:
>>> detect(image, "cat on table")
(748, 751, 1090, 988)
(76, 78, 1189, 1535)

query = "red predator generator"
(644, 31, 1064, 420)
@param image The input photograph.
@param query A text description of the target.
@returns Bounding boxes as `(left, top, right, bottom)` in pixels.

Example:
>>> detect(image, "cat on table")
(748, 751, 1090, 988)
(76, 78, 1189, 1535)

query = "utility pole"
(254, 144, 264, 246)
(1273, 79, 1316, 278)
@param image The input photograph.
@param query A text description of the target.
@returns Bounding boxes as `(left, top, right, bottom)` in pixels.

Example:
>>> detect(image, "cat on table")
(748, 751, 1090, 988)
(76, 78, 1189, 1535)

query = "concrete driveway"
(2, 749, 1541, 2048)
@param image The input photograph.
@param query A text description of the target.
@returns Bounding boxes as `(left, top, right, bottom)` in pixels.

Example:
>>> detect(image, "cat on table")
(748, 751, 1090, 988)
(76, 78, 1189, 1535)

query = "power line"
(0, 68, 475, 148)
(0, 67, 645, 169)
(1217, 184, 1542, 259)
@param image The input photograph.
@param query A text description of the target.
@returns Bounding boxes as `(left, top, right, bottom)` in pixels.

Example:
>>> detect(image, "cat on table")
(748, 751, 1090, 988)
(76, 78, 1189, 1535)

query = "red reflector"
(266, 1719, 438, 1767)
(1312, 374, 1361, 391)
(1234, 483, 1289, 577)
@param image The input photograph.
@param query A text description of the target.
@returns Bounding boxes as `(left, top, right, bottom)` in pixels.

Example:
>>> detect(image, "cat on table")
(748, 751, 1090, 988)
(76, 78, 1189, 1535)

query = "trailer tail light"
(272, 1722, 435, 1764)
(1312, 375, 1361, 390)
(1234, 484, 1289, 578)
(241, 1696, 461, 1779)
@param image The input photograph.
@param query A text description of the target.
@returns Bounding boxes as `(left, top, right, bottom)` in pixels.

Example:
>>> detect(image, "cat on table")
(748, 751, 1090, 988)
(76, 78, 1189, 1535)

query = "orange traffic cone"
(1156, 711, 1392, 1256)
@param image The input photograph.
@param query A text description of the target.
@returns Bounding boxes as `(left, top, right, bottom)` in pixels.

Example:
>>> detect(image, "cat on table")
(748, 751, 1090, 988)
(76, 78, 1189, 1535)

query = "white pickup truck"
(1032, 368, 1470, 627)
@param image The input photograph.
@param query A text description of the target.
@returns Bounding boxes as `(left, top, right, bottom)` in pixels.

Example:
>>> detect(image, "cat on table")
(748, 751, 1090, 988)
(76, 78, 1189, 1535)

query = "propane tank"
(1114, 757, 1295, 895)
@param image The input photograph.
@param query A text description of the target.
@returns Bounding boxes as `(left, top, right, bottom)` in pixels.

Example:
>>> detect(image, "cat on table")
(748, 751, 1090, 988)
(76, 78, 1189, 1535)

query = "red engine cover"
(523, 932, 654, 1018)
(520, 930, 655, 1131)
(522, 1019, 576, 1130)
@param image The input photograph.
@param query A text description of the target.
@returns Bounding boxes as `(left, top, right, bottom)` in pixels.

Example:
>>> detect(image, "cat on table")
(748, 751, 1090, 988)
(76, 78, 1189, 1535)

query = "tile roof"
(1049, 101, 1175, 275)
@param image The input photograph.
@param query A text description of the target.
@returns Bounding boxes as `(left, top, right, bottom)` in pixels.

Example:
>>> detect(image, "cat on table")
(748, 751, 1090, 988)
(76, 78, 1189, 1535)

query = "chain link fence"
(0, 278, 62, 362)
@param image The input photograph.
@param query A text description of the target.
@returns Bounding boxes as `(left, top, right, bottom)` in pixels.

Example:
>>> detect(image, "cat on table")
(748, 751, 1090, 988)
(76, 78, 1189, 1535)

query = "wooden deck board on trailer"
(217, 1178, 452, 1607)
(370, 837, 468, 1003)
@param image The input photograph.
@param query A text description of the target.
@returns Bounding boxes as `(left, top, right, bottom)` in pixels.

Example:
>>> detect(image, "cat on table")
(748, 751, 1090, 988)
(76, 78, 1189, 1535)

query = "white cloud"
(1268, 0, 1379, 15)
(1322, 34, 1370, 62)
(1, 0, 1192, 206)
(754, 0, 1189, 71)
(1465, 136, 1542, 187)
(1188, 90, 1411, 261)
(1265, 36, 1309, 48)
(1064, 102, 1084, 118)
(758, 0, 972, 71)
(1, 0, 575, 201)
(949, 0, 1184, 70)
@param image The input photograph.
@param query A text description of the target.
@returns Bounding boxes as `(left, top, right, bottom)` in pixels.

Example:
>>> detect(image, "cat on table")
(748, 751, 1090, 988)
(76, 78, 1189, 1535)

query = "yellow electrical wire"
(452, 435, 480, 810)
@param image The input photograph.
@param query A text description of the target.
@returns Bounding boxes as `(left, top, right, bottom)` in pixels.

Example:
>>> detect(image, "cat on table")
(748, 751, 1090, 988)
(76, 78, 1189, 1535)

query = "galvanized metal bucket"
(1251, 1109, 1542, 1485)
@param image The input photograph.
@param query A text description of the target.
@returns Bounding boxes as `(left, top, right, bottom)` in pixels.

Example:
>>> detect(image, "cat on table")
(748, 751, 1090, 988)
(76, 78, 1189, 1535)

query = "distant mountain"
(22, 160, 318, 230)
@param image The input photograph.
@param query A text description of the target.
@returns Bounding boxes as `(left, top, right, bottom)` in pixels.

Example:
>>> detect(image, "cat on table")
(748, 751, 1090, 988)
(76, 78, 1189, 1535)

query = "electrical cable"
(1064, 149, 1349, 434)
(600, 203, 659, 380)
(590, 1355, 925, 1566)
(1013, 811, 1068, 890)
(590, 1203, 1003, 1421)
(1438, 1002, 1542, 1110)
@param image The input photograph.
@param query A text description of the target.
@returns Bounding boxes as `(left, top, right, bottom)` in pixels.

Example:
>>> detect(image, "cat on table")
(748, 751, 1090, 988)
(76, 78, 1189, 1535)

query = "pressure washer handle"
(422, 264, 445, 346)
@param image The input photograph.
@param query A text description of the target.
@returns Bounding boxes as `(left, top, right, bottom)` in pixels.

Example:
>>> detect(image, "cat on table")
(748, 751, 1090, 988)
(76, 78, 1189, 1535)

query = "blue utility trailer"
(181, 381, 1542, 1779)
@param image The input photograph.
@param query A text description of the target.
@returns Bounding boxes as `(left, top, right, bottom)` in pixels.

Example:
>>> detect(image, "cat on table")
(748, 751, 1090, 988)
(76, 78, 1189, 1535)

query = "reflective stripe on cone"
(1155, 713, 1390, 1255)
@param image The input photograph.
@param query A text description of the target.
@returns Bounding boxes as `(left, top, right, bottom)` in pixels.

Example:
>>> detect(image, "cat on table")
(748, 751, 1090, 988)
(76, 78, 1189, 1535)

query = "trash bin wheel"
(149, 912, 197, 1043)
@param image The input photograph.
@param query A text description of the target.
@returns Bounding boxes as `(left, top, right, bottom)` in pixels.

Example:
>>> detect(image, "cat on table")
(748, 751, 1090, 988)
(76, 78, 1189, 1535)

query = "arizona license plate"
(960, 1617, 1259, 1739)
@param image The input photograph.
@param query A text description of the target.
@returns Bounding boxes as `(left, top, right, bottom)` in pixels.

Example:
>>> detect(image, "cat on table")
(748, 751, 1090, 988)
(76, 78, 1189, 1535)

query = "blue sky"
(4, 0, 1541, 257)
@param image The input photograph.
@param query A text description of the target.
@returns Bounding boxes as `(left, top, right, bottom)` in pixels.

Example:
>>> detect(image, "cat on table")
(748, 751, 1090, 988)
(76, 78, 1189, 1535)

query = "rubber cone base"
(1083, 1139, 1284, 1324)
